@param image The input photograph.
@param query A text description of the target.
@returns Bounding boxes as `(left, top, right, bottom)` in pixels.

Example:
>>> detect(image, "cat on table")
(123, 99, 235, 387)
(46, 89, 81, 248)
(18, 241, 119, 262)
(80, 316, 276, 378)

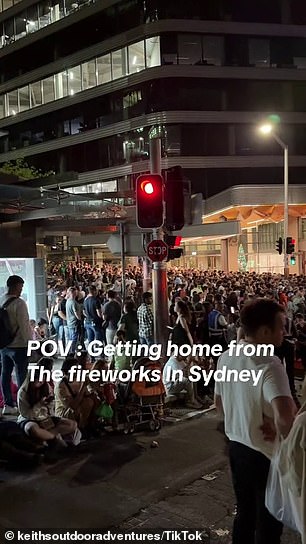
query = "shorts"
(19, 417, 61, 434)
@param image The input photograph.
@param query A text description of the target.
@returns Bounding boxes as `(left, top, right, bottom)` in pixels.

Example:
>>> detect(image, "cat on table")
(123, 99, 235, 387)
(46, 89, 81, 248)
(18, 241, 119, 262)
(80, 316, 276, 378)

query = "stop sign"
(147, 240, 168, 262)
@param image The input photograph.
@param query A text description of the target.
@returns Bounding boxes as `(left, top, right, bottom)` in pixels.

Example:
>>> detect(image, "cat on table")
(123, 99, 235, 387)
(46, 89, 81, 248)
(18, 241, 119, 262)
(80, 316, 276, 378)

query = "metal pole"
(120, 222, 126, 301)
(283, 145, 289, 277)
(149, 138, 169, 352)
(272, 133, 289, 277)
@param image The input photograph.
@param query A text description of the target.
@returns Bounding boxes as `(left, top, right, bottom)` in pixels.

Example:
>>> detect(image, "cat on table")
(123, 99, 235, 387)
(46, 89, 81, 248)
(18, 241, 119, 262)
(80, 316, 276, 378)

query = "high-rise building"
(1, 0, 306, 270)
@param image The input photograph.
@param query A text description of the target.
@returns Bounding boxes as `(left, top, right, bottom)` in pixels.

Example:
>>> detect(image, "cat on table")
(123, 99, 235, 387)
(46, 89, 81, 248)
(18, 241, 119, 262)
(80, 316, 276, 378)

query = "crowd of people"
(1, 262, 306, 541)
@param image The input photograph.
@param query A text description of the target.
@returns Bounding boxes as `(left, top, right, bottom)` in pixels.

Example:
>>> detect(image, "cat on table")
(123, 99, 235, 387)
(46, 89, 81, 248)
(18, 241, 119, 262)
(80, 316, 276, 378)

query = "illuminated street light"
(258, 123, 289, 277)
(259, 123, 273, 135)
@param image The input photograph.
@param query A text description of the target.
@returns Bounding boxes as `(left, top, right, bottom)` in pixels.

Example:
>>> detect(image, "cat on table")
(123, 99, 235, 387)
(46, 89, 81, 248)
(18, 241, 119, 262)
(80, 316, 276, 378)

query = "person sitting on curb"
(17, 359, 77, 451)
(162, 354, 202, 409)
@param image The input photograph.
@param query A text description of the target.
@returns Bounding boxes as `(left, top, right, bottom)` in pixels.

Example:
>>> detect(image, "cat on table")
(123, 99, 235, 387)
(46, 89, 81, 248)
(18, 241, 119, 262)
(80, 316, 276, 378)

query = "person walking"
(215, 298, 296, 544)
(103, 290, 121, 345)
(0, 275, 32, 415)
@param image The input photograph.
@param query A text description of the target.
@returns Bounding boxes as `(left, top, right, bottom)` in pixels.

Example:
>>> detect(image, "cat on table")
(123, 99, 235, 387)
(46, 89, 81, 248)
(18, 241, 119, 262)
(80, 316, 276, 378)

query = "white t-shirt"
(215, 341, 292, 459)
(162, 356, 186, 392)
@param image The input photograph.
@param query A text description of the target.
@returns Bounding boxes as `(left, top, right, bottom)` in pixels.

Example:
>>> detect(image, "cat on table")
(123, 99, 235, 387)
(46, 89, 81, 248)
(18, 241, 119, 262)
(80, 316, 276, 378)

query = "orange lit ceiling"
(204, 204, 306, 228)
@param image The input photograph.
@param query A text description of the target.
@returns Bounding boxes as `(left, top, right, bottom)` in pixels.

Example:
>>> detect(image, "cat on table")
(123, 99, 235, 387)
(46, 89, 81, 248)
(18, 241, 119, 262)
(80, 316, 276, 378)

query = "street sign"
(147, 240, 168, 262)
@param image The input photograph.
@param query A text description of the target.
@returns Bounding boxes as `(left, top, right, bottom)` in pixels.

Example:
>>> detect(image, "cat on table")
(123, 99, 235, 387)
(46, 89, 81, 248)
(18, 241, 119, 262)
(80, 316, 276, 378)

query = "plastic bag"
(96, 402, 113, 420)
(265, 442, 302, 533)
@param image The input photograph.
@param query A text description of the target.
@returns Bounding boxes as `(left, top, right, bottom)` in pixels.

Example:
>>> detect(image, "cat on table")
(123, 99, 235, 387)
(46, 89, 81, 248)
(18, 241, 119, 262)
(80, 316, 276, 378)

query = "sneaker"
(2, 405, 18, 415)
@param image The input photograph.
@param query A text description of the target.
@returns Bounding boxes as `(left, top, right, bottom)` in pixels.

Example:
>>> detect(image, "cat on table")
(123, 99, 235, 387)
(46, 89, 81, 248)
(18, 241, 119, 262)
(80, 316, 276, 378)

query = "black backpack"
(0, 297, 16, 349)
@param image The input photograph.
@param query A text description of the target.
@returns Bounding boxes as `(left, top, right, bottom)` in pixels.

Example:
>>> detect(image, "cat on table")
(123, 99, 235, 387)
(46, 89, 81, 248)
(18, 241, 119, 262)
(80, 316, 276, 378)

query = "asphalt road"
(0, 412, 301, 543)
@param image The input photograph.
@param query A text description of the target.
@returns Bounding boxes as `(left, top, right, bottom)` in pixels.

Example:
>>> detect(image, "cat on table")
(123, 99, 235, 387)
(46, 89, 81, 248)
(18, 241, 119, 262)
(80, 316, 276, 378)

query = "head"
(174, 299, 191, 322)
(240, 298, 285, 347)
(143, 292, 153, 305)
(295, 313, 304, 326)
(88, 285, 97, 296)
(115, 329, 126, 344)
(107, 289, 116, 300)
(124, 300, 136, 314)
(26, 358, 53, 404)
(7, 275, 24, 297)
(61, 356, 78, 376)
(67, 286, 77, 299)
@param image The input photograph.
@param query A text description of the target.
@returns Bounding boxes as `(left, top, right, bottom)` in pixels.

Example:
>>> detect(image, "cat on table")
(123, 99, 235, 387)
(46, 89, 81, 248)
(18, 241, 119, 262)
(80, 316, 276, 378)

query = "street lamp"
(258, 123, 289, 277)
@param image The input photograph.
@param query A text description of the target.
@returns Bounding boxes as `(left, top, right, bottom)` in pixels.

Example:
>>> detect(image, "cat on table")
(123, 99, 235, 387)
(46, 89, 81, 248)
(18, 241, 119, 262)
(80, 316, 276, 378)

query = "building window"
(2, 37, 161, 119)
(42, 76, 55, 103)
(7, 89, 18, 115)
(54, 71, 68, 99)
(38, 0, 51, 29)
(68, 66, 81, 95)
(30, 81, 43, 107)
(146, 36, 160, 67)
(0, 95, 5, 119)
(128, 41, 145, 73)
(82, 59, 97, 89)
(3, 16, 14, 44)
(112, 48, 128, 80)
(97, 54, 112, 85)
(2, 0, 13, 10)
(26, 4, 39, 33)
(178, 34, 202, 65)
(202, 36, 224, 66)
(19, 85, 30, 112)
(248, 38, 270, 67)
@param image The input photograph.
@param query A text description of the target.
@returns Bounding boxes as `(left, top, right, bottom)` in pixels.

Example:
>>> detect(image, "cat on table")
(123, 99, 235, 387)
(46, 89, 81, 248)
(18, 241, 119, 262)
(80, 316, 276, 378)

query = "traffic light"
(290, 255, 296, 265)
(165, 234, 183, 261)
(286, 237, 295, 255)
(275, 237, 283, 255)
(164, 166, 185, 231)
(136, 174, 163, 229)
(166, 248, 184, 261)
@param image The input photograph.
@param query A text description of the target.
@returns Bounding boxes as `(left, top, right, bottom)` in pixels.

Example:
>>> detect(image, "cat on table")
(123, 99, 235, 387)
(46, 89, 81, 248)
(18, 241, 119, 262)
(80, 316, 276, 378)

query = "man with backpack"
(0, 275, 32, 415)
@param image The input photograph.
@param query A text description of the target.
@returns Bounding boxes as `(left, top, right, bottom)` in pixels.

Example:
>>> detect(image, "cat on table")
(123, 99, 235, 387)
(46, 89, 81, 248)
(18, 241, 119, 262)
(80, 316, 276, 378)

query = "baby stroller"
(119, 357, 165, 433)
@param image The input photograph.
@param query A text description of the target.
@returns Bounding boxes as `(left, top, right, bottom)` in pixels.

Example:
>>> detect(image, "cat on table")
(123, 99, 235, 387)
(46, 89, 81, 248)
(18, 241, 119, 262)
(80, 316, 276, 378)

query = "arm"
(214, 393, 224, 417)
(271, 396, 296, 438)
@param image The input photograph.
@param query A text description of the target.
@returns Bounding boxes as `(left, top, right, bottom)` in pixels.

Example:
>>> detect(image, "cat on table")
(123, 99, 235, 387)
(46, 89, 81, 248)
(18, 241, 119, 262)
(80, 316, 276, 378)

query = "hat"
(7, 275, 24, 288)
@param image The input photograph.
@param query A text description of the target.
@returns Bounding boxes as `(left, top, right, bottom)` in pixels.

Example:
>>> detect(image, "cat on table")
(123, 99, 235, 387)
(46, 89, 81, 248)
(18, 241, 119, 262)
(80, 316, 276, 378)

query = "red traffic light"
(136, 174, 164, 229)
(141, 180, 154, 195)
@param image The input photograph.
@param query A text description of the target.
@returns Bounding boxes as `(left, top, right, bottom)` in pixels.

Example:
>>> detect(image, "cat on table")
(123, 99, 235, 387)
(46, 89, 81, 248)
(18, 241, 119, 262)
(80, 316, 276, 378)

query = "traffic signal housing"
(164, 166, 185, 231)
(290, 255, 296, 265)
(165, 234, 183, 261)
(286, 237, 295, 255)
(275, 237, 283, 255)
(136, 174, 163, 229)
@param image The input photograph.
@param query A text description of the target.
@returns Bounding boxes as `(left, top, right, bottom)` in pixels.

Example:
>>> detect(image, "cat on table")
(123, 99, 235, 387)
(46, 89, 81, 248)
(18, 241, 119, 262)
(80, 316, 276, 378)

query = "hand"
(260, 415, 276, 442)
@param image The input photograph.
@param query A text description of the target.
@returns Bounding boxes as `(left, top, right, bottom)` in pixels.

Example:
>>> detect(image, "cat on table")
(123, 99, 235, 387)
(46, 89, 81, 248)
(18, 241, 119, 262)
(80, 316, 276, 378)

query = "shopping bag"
(265, 441, 302, 533)
(96, 402, 113, 420)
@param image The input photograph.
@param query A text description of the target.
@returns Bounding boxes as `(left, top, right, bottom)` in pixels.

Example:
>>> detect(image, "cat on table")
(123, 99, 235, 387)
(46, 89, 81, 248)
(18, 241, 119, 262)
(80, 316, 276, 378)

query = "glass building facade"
(0, 36, 160, 118)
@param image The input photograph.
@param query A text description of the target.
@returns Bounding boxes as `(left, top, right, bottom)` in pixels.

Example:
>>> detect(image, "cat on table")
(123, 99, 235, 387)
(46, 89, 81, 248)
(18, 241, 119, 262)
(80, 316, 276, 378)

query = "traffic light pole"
(150, 138, 169, 353)
(272, 133, 289, 277)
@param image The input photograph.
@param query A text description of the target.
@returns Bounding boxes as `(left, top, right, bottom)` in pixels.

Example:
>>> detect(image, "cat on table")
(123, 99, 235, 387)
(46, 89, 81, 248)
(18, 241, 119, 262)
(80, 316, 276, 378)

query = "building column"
(228, 237, 239, 272)
(220, 239, 229, 272)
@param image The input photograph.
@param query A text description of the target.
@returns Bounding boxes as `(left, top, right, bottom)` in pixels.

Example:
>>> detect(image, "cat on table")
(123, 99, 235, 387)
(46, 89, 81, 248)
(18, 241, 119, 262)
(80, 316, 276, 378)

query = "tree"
(238, 244, 247, 271)
(0, 158, 54, 181)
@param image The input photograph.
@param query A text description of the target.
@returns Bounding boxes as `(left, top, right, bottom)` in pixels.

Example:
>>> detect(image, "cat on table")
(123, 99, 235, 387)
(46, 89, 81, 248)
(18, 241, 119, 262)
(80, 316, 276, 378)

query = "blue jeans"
(0, 347, 28, 406)
(85, 323, 104, 343)
(68, 326, 79, 354)
(139, 336, 154, 347)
